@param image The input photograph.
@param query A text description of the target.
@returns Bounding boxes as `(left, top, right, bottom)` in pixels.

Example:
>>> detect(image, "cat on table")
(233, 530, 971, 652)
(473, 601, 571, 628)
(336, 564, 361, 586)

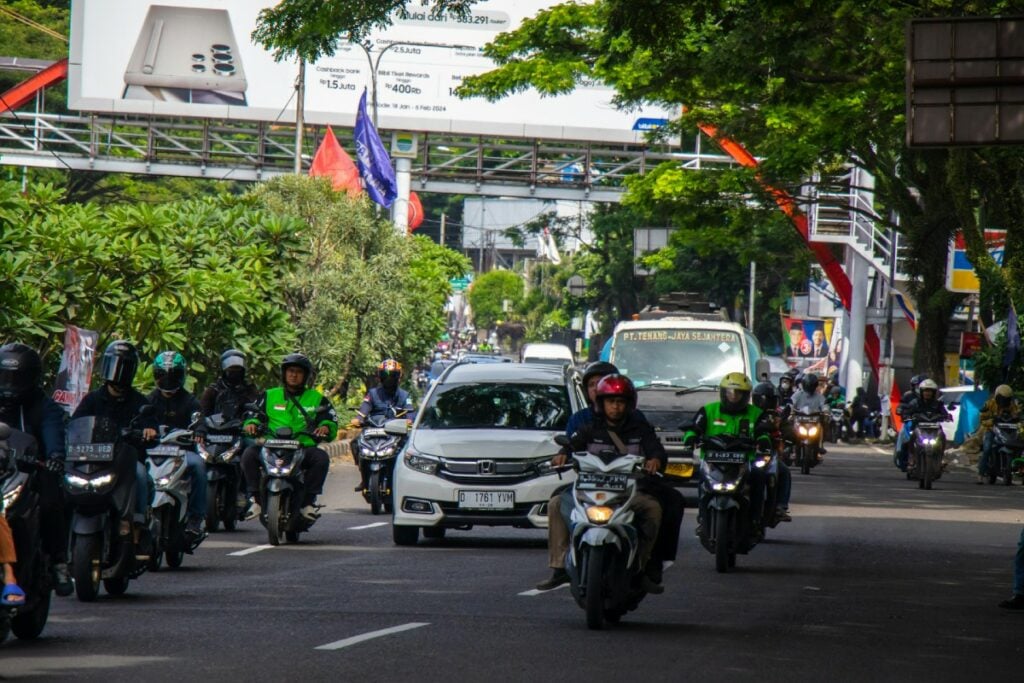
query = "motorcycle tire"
(206, 482, 221, 533)
(72, 534, 102, 602)
(267, 493, 286, 546)
(1004, 458, 1013, 486)
(103, 577, 129, 596)
(369, 471, 383, 515)
(584, 546, 607, 630)
(800, 447, 811, 476)
(165, 544, 185, 569)
(715, 508, 732, 573)
(922, 454, 933, 490)
(11, 589, 50, 640)
(286, 531, 301, 543)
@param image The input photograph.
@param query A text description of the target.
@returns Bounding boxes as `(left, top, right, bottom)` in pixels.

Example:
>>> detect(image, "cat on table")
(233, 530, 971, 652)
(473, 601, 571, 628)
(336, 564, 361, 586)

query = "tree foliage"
(467, 270, 524, 331)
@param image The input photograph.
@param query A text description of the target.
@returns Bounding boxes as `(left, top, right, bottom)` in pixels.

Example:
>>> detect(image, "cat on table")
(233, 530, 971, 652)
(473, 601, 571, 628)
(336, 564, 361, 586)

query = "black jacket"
(568, 412, 667, 469)
(146, 389, 201, 430)
(0, 388, 67, 459)
(198, 378, 260, 421)
(73, 386, 157, 432)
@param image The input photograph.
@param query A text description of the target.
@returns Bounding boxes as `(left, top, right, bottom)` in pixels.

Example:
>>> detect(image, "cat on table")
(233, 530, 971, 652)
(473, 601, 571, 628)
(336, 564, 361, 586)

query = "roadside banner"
(51, 325, 100, 413)
(353, 89, 397, 208)
(780, 315, 834, 371)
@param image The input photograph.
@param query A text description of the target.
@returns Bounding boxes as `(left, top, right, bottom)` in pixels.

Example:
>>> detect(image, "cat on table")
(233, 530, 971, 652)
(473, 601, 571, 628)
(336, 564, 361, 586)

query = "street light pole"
(294, 59, 305, 174)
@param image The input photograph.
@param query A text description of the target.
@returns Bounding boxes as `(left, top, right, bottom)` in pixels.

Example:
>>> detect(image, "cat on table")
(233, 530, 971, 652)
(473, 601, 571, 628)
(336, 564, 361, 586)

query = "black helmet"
(152, 351, 187, 392)
(910, 374, 928, 390)
(0, 342, 42, 403)
(220, 349, 246, 386)
(100, 341, 139, 389)
(751, 381, 778, 411)
(581, 361, 619, 389)
(281, 353, 313, 388)
(802, 373, 819, 394)
(377, 359, 402, 389)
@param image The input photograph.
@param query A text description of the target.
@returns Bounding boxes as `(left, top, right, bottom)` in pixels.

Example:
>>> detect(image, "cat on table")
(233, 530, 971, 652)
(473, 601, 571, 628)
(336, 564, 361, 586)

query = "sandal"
(2, 583, 26, 607)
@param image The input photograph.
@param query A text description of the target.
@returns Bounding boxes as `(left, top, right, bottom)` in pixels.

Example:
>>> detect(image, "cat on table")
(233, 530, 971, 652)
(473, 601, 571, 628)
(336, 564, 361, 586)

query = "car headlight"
(405, 450, 439, 475)
(2, 483, 24, 509)
(585, 506, 614, 524)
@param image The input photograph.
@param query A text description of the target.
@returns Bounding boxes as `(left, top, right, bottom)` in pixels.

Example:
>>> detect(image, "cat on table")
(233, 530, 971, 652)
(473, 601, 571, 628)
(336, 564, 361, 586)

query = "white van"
(520, 343, 575, 367)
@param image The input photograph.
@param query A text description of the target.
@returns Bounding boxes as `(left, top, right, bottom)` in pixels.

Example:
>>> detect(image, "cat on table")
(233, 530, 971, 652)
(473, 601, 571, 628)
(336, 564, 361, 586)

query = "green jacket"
(684, 401, 772, 455)
(245, 387, 338, 447)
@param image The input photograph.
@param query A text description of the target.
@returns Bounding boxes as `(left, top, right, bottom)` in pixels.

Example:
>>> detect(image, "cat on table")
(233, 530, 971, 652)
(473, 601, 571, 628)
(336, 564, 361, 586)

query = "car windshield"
(612, 328, 745, 388)
(419, 382, 571, 430)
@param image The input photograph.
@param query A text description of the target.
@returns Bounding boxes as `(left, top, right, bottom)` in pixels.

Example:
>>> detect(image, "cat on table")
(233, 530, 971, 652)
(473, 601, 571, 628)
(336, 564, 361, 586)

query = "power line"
(0, 7, 67, 43)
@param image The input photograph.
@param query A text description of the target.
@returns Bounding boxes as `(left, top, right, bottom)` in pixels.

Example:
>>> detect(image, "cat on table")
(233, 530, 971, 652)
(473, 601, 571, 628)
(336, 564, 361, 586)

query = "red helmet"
(595, 374, 637, 413)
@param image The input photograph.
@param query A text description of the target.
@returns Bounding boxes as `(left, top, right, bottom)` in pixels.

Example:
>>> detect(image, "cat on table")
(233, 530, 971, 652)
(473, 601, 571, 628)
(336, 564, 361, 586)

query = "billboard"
(945, 229, 1006, 293)
(68, 0, 677, 143)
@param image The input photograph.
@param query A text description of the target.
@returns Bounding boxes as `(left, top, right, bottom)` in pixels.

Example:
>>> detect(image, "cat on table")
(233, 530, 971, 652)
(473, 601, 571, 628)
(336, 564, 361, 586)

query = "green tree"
(457, 0, 1024, 380)
(467, 270, 524, 331)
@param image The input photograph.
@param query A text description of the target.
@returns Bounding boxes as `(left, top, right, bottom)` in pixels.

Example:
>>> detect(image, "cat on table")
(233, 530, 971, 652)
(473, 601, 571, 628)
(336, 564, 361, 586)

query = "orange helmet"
(378, 359, 402, 384)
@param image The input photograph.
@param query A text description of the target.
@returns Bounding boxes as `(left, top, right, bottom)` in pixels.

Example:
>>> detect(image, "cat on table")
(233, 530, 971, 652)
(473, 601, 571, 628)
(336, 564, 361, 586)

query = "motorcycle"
(986, 414, 1024, 486)
(553, 435, 651, 630)
(790, 408, 823, 475)
(64, 412, 153, 602)
(197, 414, 245, 531)
(146, 419, 204, 570)
(827, 407, 847, 443)
(354, 412, 405, 515)
(0, 424, 52, 645)
(908, 411, 947, 490)
(694, 434, 771, 573)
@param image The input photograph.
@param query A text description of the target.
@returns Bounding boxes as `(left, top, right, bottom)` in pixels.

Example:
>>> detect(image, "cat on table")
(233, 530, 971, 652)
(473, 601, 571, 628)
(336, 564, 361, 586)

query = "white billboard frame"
(68, 0, 678, 144)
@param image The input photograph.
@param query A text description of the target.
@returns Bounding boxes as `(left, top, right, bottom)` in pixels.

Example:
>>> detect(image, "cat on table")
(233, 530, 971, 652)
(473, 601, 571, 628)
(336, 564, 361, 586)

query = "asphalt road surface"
(2, 442, 1022, 681)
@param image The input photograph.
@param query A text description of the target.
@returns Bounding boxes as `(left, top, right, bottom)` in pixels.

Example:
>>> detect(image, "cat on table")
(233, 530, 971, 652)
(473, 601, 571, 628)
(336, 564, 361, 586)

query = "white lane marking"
(519, 583, 571, 597)
(349, 522, 389, 530)
(315, 623, 430, 651)
(228, 544, 273, 557)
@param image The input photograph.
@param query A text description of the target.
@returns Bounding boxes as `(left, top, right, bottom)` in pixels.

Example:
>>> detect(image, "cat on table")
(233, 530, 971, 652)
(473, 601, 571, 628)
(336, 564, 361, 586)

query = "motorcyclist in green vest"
(240, 353, 338, 522)
(683, 372, 774, 536)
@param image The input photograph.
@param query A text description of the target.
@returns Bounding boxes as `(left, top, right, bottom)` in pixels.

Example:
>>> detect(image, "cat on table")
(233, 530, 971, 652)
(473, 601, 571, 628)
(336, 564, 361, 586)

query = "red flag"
(309, 126, 361, 197)
(408, 191, 425, 231)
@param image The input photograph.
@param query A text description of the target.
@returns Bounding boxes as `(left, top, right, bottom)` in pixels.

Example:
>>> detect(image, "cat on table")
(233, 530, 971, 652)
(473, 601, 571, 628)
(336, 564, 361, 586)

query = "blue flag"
(1004, 305, 1020, 371)
(353, 90, 397, 208)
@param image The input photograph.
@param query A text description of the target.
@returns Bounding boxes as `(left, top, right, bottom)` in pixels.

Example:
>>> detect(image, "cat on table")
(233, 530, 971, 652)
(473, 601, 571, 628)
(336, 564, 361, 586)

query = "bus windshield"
(611, 328, 746, 388)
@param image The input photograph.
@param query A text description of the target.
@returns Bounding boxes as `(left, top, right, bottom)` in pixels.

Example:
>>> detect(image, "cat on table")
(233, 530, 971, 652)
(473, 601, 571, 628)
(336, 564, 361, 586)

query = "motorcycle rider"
(752, 380, 793, 522)
(242, 353, 337, 522)
(777, 368, 799, 403)
(199, 349, 261, 421)
(146, 351, 207, 541)
(349, 359, 415, 492)
(685, 373, 774, 537)
(72, 340, 158, 555)
(551, 375, 665, 593)
(894, 374, 927, 471)
(904, 379, 950, 470)
(977, 384, 1018, 484)
(0, 342, 73, 596)
(786, 373, 828, 457)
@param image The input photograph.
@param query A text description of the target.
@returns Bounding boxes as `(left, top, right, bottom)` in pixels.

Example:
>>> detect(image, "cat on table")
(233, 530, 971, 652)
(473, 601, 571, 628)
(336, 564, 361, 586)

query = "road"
(2, 443, 1022, 681)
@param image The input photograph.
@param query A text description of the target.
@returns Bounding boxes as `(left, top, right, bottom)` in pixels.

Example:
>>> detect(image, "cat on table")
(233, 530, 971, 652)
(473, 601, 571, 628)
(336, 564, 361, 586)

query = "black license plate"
(704, 451, 747, 465)
(68, 442, 115, 461)
(265, 439, 300, 449)
(207, 434, 234, 444)
(147, 445, 184, 457)
(576, 472, 629, 491)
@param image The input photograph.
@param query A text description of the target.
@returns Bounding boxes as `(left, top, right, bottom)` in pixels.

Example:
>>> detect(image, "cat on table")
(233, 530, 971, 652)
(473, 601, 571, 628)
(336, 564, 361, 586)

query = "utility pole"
(440, 212, 446, 247)
(293, 60, 305, 174)
(748, 261, 756, 329)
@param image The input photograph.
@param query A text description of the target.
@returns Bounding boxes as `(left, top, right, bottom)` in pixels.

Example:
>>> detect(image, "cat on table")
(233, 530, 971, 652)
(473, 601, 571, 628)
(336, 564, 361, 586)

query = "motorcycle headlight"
(157, 476, 171, 486)
(404, 451, 439, 475)
(711, 480, 739, 492)
(798, 425, 808, 436)
(65, 474, 90, 489)
(585, 506, 614, 524)
(91, 474, 114, 488)
(2, 483, 24, 509)
(380, 446, 396, 457)
(754, 454, 771, 469)
(807, 426, 819, 437)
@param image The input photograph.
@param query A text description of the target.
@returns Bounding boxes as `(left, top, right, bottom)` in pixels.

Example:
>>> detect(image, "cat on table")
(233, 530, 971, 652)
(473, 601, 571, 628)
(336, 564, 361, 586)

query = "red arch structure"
(0, 58, 67, 114)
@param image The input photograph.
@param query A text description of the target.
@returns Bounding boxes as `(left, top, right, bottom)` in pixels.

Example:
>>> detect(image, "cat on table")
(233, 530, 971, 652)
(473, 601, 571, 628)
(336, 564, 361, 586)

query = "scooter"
(354, 413, 405, 515)
(908, 411, 947, 490)
(146, 421, 204, 570)
(197, 414, 245, 531)
(986, 414, 1024, 486)
(0, 424, 52, 644)
(64, 412, 153, 602)
(554, 435, 651, 630)
(789, 408, 824, 475)
(256, 425, 325, 546)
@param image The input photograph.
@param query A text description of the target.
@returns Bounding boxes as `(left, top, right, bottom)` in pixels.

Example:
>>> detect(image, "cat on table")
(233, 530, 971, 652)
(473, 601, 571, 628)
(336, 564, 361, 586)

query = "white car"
(520, 342, 575, 366)
(390, 362, 585, 545)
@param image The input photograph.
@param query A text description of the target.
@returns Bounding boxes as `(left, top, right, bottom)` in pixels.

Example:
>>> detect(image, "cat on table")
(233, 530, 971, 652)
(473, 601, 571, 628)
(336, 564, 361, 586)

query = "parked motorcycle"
(354, 413, 405, 515)
(0, 424, 52, 644)
(790, 408, 823, 475)
(694, 434, 770, 573)
(64, 413, 153, 602)
(255, 419, 327, 546)
(553, 435, 651, 630)
(146, 420, 204, 570)
(908, 411, 947, 490)
(986, 414, 1024, 486)
(198, 414, 245, 531)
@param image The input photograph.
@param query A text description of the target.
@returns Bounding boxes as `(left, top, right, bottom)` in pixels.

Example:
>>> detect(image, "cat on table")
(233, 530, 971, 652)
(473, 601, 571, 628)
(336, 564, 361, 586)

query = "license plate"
(576, 472, 629, 491)
(362, 429, 387, 437)
(68, 442, 115, 461)
(265, 439, 300, 449)
(207, 434, 234, 444)
(705, 451, 747, 465)
(147, 445, 183, 457)
(458, 490, 514, 509)
(664, 462, 695, 478)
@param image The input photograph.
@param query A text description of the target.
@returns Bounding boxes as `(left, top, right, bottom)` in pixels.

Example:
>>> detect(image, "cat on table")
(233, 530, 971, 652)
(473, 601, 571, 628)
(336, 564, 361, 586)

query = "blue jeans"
(895, 422, 913, 469)
(979, 431, 994, 476)
(185, 451, 208, 521)
(1014, 527, 1024, 596)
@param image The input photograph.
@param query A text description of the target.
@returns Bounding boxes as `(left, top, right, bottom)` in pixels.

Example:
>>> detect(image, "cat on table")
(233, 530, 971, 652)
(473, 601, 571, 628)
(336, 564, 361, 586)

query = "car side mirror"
(383, 419, 408, 436)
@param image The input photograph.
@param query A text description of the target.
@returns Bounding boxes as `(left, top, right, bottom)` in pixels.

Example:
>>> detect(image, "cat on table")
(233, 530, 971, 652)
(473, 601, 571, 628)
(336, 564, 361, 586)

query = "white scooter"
(146, 420, 203, 569)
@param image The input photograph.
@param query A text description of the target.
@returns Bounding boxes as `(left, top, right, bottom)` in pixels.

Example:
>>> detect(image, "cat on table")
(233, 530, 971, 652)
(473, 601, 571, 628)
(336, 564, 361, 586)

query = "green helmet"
(153, 351, 187, 392)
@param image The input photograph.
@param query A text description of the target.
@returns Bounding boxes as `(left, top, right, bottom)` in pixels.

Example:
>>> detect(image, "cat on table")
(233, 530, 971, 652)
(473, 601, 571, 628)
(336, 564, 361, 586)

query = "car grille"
(436, 457, 541, 485)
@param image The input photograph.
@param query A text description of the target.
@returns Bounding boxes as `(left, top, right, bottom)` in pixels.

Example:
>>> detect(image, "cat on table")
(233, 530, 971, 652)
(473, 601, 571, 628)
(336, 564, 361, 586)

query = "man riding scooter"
(349, 359, 415, 492)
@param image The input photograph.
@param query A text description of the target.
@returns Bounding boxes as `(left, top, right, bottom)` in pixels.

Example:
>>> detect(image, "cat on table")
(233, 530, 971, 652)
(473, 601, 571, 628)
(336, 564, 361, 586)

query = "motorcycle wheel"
(922, 454, 933, 490)
(715, 508, 732, 573)
(223, 480, 238, 531)
(206, 482, 221, 533)
(72, 534, 102, 602)
(11, 590, 50, 640)
(584, 546, 607, 630)
(799, 447, 811, 476)
(103, 577, 129, 596)
(267, 492, 286, 546)
(1004, 457, 1013, 486)
(286, 531, 301, 543)
(369, 471, 383, 515)
(165, 544, 185, 569)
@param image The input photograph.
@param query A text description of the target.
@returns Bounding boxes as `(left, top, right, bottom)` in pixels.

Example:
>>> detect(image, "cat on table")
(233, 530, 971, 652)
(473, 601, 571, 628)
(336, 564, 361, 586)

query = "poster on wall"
(68, 0, 679, 143)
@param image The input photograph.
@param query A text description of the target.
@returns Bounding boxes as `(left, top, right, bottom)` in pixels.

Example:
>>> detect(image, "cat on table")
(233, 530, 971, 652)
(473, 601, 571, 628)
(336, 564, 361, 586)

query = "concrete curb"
(325, 438, 354, 464)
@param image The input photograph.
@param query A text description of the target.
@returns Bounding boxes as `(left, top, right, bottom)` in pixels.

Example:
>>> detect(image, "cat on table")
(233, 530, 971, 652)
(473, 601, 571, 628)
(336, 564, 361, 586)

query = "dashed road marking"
(349, 522, 389, 530)
(519, 583, 570, 597)
(228, 544, 273, 557)
(315, 623, 430, 650)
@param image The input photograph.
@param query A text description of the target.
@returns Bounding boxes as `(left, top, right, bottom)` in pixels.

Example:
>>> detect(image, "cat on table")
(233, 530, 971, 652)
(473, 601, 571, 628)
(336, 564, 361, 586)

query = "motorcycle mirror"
(383, 419, 408, 436)
(553, 434, 571, 447)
